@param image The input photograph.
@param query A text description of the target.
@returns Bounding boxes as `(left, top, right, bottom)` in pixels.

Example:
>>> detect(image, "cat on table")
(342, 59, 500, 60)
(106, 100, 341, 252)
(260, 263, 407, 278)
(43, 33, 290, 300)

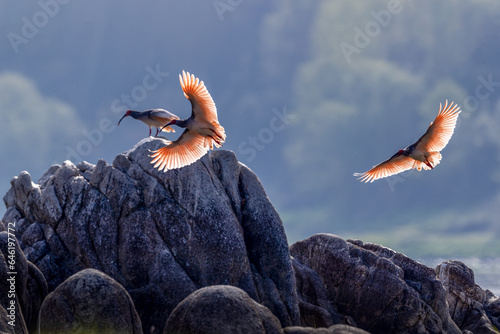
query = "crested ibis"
(354, 100, 461, 183)
(150, 70, 226, 171)
(117, 109, 180, 137)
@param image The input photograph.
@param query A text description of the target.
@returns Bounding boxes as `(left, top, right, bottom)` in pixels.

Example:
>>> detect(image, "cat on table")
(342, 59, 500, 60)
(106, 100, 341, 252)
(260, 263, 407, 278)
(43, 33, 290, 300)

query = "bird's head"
(118, 110, 133, 126)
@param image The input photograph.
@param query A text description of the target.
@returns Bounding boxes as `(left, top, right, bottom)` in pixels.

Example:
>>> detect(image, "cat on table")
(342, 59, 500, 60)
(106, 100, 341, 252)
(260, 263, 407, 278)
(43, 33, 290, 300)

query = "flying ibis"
(150, 70, 226, 171)
(354, 100, 461, 183)
(117, 109, 180, 137)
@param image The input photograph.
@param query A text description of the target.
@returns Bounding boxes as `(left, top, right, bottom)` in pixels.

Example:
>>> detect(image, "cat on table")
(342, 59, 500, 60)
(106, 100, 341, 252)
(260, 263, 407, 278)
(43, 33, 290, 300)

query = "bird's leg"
(208, 128, 224, 146)
(155, 128, 160, 137)
(425, 157, 434, 169)
(211, 136, 223, 146)
(149, 127, 152, 137)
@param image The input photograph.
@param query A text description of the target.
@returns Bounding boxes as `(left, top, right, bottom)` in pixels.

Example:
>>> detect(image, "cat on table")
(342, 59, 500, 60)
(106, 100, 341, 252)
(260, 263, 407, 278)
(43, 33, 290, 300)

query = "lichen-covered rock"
(2, 137, 299, 333)
(0, 230, 47, 333)
(39, 268, 142, 334)
(164, 285, 282, 334)
(436, 260, 498, 333)
(290, 234, 462, 334)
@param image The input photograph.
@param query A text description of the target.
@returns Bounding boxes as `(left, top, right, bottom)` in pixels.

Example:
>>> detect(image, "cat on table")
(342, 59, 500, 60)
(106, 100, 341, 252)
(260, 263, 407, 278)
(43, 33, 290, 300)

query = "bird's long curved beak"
(117, 114, 128, 126)
(159, 121, 174, 132)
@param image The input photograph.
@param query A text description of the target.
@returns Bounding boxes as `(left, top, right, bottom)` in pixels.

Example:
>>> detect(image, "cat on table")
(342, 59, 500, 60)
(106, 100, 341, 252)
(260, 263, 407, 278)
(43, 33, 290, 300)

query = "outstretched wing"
(354, 153, 415, 183)
(150, 129, 210, 171)
(415, 100, 461, 152)
(179, 70, 219, 123)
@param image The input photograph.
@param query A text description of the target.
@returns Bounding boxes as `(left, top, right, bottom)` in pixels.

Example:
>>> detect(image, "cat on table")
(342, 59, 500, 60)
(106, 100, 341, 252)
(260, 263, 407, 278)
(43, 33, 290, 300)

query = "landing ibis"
(354, 100, 461, 183)
(150, 71, 226, 171)
(117, 109, 180, 137)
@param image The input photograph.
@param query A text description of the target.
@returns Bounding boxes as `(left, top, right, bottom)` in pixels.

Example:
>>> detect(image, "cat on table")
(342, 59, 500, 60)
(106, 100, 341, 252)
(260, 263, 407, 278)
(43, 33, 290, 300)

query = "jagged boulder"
(2, 137, 300, 333)
(290, 234, 462, 334)
(164, 285, 282, 334)
(436, 260, 499, 333)
(39, 268, 142, 334)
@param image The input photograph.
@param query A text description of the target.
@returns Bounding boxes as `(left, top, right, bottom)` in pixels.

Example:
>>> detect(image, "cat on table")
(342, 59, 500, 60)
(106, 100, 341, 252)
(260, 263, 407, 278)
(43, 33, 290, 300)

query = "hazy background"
(2, 1, 500, 261)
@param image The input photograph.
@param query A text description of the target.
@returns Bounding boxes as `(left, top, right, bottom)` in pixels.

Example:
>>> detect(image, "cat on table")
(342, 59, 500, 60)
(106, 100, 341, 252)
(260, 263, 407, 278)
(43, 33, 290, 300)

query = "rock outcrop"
(1, 137, 499, 333)
(290, 234, 500, 334)
(436, 260, 499, 334)
(290, 234, 462, 334)
(2, 137, 299, 333)
(164, 285, 282, 334)
(39, 268, 142, 334)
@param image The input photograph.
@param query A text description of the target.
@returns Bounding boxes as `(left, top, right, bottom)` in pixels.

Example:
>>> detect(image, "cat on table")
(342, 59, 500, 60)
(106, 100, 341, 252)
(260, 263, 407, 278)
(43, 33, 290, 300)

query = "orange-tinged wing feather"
(354, 154, 415, 183)
(180, 70, 219, 124)
(415, 100, 461, 152)
(149, 130, 209, 171)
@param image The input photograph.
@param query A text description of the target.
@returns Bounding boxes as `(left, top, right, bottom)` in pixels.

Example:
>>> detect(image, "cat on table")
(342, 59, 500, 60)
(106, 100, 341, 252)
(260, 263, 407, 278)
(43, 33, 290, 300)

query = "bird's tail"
(427, 151, 442, 167)
(412, 152, 442, 171)
(208, 121, 226, 149)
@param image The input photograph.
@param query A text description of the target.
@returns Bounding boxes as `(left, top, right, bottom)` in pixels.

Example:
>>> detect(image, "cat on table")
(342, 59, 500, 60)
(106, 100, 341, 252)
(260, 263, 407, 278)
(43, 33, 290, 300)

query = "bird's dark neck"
(175, 119, 190, 128)
(403, 144, 416, 155)
(129, 110, 143, 119)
